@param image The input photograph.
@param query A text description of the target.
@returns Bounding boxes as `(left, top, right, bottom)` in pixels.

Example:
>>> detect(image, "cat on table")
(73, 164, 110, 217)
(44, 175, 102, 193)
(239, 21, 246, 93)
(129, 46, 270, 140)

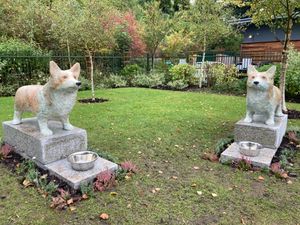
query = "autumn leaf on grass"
(270, 162, 281, 173)
(201, 153, 219, 162)
(22, 179, 33, 188)
(258, 176, 265, 181)
(99, 213, 109, 220)
(82, 194, 88, 200)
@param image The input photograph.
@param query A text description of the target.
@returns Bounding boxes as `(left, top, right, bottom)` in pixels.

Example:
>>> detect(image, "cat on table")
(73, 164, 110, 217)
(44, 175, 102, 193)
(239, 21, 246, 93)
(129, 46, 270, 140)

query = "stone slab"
(3, 118, 87, 165)
(45, 157, 118, 189)
(234, 114, 288, 149)
(220, 142, 277, 168)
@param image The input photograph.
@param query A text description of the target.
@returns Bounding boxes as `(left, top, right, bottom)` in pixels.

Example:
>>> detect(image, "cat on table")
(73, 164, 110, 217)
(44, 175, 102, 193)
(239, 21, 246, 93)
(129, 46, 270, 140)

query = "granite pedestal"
(3, 118, 87, 164)
(220, 142, 277, 168)
(2, 118, 118, 189)
(220, 114, 288, 168)
(234, 114, 288, 149)
(45, 157, 118, 189)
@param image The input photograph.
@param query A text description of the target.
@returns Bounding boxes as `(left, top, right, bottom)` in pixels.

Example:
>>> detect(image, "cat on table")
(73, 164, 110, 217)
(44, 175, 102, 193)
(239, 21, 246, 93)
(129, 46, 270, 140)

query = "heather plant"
(93, 170, 116, 192)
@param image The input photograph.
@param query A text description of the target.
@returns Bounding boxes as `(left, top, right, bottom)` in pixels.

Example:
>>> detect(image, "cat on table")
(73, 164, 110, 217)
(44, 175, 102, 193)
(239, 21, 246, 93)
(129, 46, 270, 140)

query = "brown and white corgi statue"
(12, 61, 81, 136)
(244, 65, 284, 125)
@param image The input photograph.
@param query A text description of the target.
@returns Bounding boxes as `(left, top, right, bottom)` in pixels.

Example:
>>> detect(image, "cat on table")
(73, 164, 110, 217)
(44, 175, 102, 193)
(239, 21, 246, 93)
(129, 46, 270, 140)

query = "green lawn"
(0, 88, 300, 225)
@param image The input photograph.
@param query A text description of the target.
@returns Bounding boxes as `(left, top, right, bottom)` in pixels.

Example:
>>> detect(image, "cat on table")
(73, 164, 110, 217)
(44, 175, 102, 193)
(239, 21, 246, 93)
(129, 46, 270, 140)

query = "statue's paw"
(265, 119, 275, 126)
(41, 129, 53, 136)
(275, 113, 284, 117)
(11, 119, 21, 125)
(244, 117, 253, 123)
(63, 123, 74, 131)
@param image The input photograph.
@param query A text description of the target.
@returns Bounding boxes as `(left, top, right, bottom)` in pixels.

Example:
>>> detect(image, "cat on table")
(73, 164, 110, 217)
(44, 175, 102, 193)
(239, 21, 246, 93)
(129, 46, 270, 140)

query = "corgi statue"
(12, 61, 81, 136)
(244, 65, 284, 126)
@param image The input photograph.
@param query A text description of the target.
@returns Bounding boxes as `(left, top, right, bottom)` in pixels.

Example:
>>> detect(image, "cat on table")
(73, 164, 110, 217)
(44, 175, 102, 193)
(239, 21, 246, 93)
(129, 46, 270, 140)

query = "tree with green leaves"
(141, 1, 171, 70)
(247, 0, 300, 111)
(177, 0, 233, 87)
(51, 0, 118, 100)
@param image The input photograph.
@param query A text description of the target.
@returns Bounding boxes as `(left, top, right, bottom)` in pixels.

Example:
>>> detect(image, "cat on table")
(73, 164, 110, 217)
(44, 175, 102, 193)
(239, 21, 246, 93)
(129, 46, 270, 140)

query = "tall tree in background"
(0, 0, 53, 49)
(51, 0, 118, 100)
(178, 0, 233, 87)
(247, 0, 300, 111)
(141, 1, 171, 70)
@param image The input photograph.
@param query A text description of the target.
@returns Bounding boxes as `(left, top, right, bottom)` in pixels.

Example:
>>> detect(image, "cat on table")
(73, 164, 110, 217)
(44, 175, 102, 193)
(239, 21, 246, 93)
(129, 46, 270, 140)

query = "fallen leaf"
(82, 194, 88, 200)
(155, 188, 161, 192)
(22, 179, 33, 188)
(228, 187, 233, 191)
(211, 193, 218, 197)
(125, 175, 131, 180)
(110, 192, 118, 196)
(174, 144, 179, 148)
(127, 203, 132, 208)
(151, 189, 156, 193)
(287, 180, 293, 184)
(280, 172, 289, 179)
(258, 176, 265, 181)
(196, 191, 203, 196)
(270, 162, 281, 173)
(191, 183, 197, 187)
(99, 213, 109, 220)
(158, 170, 163, 174)
(70, 206, 76, 211)
(171, 176, 178, 180)
(193, 166, 200, 170)
(67, 198, 73, 205)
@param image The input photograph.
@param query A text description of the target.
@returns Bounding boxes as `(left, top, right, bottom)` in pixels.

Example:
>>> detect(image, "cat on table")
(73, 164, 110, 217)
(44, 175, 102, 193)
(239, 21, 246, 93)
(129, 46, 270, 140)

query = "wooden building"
(238, 18, 300, 64)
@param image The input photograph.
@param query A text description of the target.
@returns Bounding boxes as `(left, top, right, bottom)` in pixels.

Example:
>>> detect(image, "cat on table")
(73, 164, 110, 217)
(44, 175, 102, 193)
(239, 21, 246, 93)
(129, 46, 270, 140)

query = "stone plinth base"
(45, 157, 118, 189)
(220, 142, 277, 168)
(2, 118, 87, 165)
(234, 114, 288, 149)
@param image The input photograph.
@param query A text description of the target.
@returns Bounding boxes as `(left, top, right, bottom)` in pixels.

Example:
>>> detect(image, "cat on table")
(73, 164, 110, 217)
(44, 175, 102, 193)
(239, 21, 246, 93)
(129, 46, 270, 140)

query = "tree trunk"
(199, 35, 206, 88)
(87, 50, 95, 100)
(146, 53, 150, 73)
(151, 53, 154, 70)
(280, 17, 293, 112)
(67, 39, 71, 67)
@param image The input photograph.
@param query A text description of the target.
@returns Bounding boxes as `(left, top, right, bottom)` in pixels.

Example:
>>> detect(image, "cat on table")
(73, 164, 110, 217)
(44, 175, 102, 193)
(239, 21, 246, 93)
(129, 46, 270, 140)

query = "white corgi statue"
(12, 61, 81, 136)
(244, 65, 284, 126)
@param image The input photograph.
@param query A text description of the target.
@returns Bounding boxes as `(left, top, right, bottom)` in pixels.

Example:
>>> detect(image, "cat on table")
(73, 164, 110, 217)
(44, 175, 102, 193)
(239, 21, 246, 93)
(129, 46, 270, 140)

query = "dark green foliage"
(214, 136, 234, 157)
(120, 64, 143, 85)
(0, 39, 50, 91)
(80, 183, 95, 197)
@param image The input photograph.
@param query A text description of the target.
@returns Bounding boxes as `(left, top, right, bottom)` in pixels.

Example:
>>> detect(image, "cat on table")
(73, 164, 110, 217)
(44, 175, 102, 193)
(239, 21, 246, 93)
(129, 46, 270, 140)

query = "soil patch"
(78, 98, 108, 104)
(287, 109, 300, 119)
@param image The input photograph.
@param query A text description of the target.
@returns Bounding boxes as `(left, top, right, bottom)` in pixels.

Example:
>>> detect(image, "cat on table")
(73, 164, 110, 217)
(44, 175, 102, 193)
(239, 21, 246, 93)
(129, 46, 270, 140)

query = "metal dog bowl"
(238, 141, 262, 157)
(67, 151, 98, 171)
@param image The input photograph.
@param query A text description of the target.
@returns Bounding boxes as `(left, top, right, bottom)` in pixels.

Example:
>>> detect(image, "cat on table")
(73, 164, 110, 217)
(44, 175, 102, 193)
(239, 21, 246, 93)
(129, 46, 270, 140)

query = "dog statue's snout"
(253, 81, 259, 85)
(76, 81, 81, 86)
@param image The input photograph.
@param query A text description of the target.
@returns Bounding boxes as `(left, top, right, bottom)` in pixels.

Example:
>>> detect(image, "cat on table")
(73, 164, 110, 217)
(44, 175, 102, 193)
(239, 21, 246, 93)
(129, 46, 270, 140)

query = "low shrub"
(101, 74, 127, 88)
(79, 77, 91, 91)
(120, 64, 143, 85)
(167, 79, 188, 90)
(208, 63, 245, 94)
(132, 72, 165, 88)
(169, 64, 196, 86)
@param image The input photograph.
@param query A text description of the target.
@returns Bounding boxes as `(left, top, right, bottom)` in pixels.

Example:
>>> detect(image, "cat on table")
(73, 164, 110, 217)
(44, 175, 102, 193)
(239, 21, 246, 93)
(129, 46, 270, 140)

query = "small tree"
(141, 1, 171, 70)
(247, 0, 300, 111)
(51, 0, 117, 100)
(178, 0, 233, 87)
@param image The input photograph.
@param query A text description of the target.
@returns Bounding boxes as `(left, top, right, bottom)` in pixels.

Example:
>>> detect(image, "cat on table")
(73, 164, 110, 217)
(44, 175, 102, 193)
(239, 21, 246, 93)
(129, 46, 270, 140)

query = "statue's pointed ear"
(70, 62, 80, 79)
(266, 65, 276, 79)
(49, 61, 61, 77)
(247, 64, 257, 76)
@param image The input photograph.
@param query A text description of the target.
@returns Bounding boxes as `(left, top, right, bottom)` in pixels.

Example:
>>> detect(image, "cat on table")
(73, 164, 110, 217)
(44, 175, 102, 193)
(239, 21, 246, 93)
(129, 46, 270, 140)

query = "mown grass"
(0, 88, 300, 225)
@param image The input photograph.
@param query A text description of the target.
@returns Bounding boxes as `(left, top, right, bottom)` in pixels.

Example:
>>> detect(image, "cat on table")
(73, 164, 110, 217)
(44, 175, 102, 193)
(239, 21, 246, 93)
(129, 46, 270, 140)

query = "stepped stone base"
(2, 118, 87, 165)
(220, 142, 277, 168)
(45, 157, 118, 189)
(234, 114, 288, 149)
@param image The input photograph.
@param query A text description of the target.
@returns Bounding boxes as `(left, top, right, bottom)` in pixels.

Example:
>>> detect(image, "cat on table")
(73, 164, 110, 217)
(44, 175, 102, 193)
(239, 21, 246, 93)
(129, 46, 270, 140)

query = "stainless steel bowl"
(238, 141, 262, 157)
(67, 151, 98, 171)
